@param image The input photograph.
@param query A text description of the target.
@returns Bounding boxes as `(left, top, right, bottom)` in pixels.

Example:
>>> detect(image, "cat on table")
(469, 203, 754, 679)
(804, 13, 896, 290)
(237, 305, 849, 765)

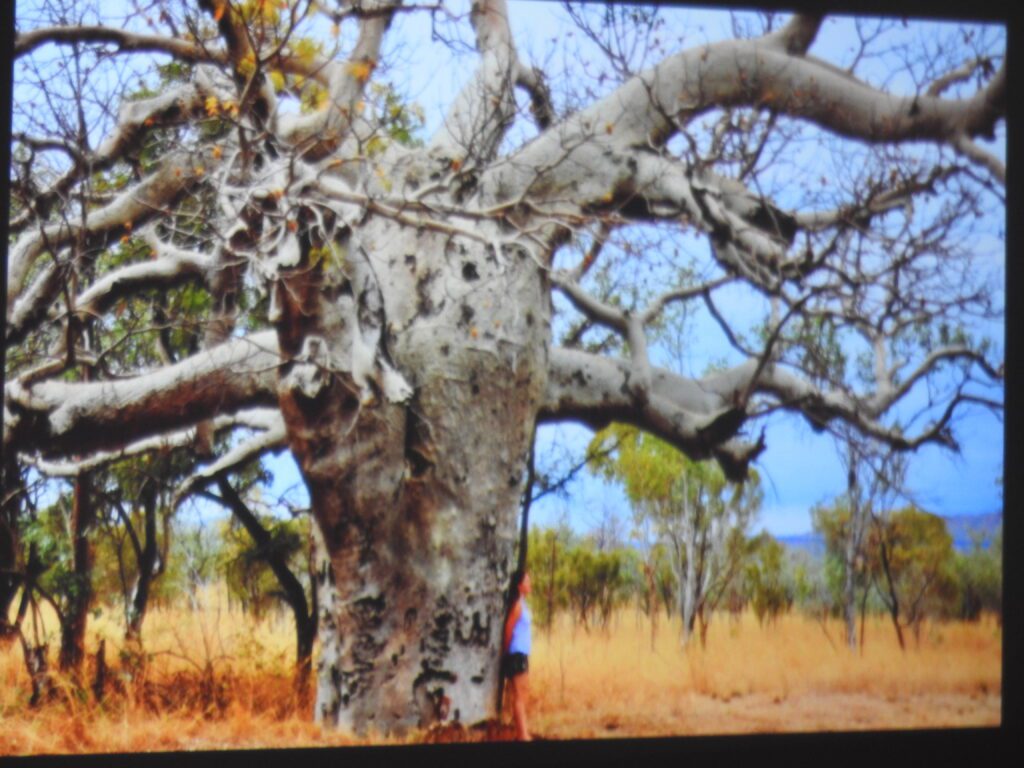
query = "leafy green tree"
(526, 525, 571, 632)
(953, 529, 1002, 623)
(743, 532, 792, 627)
(811, 496, 870, 633)
(562, 539, 632, 632)
(590, 423, 761, 647)
(869, 506, 957, 647)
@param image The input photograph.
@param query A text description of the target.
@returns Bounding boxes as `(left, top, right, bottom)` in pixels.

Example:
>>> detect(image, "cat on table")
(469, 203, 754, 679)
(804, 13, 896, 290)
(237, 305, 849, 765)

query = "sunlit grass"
(529, 609, 1001, 738)
(0, 589, 1001, 754)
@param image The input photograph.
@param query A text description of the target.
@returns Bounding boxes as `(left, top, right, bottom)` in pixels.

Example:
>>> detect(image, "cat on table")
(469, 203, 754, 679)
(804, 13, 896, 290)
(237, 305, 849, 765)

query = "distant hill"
(777, 511, 1001, 559)
(943, 511, 1002, 551)
(777, 532, 826, 559)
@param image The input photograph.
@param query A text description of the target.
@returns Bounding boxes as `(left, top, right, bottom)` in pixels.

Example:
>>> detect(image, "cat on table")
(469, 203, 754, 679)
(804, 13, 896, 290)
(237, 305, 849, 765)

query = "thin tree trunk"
(876, 523, 906, 651)
(208, 478, 318, 697)
(126, 480, 160, 641)
(858, 583, 869, 653)
(59, 473, 95, 676)
(0, 458, 22, 640)
(842, 453, 864, 651)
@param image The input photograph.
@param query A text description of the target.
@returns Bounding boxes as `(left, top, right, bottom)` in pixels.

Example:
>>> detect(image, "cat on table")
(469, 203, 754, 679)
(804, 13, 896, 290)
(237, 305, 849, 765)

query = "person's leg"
(511, 672, 531, 741)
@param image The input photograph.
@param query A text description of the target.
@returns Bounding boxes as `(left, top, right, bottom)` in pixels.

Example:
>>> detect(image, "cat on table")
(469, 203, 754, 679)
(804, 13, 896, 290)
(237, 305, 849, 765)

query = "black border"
(0, 0, 1016, 766)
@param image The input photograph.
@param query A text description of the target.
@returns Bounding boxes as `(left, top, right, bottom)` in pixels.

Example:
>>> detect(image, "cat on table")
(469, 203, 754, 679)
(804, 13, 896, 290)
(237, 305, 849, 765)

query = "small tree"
(953, 528, 1002, 623)
(590, 423, 761, 647)
(526, 524, 571, 632)
(744, 532, 792, 627)
(869, 506, 957, 646)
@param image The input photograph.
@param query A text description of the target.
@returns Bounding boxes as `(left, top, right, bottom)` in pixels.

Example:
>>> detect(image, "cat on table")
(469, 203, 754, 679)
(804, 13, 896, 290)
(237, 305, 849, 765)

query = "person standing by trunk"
(502, 569, 533, 741)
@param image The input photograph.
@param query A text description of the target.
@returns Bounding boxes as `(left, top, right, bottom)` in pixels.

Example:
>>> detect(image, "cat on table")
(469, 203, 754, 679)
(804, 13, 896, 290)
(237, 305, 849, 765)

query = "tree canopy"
(4, 0, 1005, 735)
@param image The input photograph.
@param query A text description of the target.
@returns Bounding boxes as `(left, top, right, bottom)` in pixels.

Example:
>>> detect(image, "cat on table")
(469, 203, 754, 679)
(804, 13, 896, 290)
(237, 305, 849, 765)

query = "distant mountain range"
(778, 511, 1002, 558)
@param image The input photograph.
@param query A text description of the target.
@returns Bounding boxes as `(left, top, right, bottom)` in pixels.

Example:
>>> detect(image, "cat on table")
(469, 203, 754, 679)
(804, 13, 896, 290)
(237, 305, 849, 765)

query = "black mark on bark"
(404, 406, 434, 478)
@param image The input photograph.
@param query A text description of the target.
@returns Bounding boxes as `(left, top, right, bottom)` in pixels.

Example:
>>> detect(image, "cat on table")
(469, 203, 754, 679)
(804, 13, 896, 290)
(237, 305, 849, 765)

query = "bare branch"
(761, 13, 824, 55)
(5, 333, 281, 459)
(175, 413, 288, 504)
(14, 25, 228, 63)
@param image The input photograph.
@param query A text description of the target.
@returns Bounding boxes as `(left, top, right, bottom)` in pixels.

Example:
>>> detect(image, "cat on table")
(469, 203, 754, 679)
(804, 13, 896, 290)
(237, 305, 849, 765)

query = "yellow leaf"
(269, 70, 286, 92)
(366, 136, 388, 157)
(346, 60, 373, 84)
(205, 95, 220, 117)
(237, 54, 256, 78)
(211, 145, 223, 159)
(194, 165, 205, 176)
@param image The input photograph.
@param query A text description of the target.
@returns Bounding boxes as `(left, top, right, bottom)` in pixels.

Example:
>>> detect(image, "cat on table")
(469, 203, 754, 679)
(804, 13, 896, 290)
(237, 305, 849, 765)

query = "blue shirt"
(509, 601, 531, 656)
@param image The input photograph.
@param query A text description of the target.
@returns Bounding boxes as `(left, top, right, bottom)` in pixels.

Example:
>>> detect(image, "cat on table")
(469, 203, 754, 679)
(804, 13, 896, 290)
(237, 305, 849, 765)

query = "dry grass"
(528, 609, 1001, 738)
(0, 589, 1001, 755)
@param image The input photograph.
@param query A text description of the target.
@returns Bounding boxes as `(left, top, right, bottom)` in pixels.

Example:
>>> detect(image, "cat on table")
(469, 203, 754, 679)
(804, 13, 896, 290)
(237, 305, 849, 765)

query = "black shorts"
(502, 652, 529, 678)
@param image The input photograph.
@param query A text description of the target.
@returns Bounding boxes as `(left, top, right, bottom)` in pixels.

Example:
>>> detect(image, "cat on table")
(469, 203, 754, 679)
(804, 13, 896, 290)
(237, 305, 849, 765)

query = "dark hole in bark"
(404, 407, 434, 478)
(459, 303, 475, 327)
(352, 593, 386, 629)
(404, 609, 417, 631)
(440, 344, 450, 356)
(405, 253, 416, 267)
(471, 383, 480, 395)
(416, 269, 438, 316)
(526, 311, 534, 326)
(462, 262, 479, 281)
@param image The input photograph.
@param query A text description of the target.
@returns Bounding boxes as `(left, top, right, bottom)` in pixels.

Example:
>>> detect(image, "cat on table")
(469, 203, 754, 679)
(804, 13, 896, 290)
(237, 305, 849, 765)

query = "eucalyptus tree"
(590, 423, 761, 646)
(5, 0, 1004, 734)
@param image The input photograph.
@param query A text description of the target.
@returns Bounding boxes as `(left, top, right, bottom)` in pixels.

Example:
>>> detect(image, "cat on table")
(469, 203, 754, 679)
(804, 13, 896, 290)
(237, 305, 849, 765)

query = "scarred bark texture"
(275, 214, 549, 733)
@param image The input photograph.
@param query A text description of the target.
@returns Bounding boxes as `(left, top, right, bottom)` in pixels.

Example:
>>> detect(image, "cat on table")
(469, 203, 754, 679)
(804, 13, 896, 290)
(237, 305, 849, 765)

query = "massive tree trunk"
(276, 216, 549, 734)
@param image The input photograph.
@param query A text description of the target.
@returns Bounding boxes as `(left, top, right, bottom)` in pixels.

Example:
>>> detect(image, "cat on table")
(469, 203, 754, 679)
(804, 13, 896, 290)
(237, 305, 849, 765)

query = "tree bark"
(275, 219, 548, 736)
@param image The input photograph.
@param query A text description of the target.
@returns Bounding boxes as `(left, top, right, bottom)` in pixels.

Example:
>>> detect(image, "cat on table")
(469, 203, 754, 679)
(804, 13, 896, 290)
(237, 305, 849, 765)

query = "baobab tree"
(4, 0, 1004, 736)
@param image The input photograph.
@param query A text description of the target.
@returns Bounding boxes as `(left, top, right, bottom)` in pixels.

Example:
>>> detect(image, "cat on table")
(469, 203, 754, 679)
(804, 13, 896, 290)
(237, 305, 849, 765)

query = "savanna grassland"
(0, 586, 1000, 756)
